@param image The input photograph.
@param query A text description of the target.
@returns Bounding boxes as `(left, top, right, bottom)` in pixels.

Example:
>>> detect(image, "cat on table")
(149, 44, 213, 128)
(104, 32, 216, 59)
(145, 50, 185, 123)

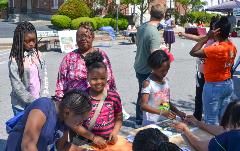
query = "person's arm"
(8, 59, 35, 105)
(102, 51, 117, 91)
(71, 125, 107, 149)
(55, 56, 68, 99)
(108, 112, 122, 144)
(21, 109, 46, 151)
(56, 130, 88, 151)
(169, 102, 186, 119)
(190, 28, 220, 58)
(179, 32, 205, 42)
(171, 19, 176, 28)
(38, 53, 49, 97)
(140, 81, 176, 119)
(173, 122, 210, 151)
(109, 92, 123, 144)
(197, 121, 225, 136)
(186, 115, 225, 136)
(189, 35, 208, 58)
(149, 30, 161, 53)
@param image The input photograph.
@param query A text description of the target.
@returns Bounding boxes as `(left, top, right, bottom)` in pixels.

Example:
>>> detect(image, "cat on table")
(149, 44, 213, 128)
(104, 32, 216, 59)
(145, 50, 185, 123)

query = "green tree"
(0, 0, 8, 11)
(175, 0, 206, 14)
(57, 0, 91, 19)
(121, 0, 150, 24)
(191, 0, 207, 11)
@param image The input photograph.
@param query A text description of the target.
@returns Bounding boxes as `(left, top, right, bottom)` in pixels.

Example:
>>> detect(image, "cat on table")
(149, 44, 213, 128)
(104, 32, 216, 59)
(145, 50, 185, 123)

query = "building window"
(37, 0, 39, 8)
(52, 0, 58, 9)
(166, 0, 175, 8)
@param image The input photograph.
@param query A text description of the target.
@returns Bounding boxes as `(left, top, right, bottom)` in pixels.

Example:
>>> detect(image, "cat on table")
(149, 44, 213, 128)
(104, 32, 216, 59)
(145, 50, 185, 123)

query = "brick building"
(8, 0, 65, 21)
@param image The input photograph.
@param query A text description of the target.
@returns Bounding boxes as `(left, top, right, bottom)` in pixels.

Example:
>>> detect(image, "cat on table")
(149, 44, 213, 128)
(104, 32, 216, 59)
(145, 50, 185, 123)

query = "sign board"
(58, 30, 78, 53)
(233, 8, 240, 16)
(116, 0, 120, 5)
(37, 30, 58, 38)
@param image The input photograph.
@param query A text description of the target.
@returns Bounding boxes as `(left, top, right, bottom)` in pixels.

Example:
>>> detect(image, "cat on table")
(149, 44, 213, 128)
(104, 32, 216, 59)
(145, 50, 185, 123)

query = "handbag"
(5, 111, 24, 134)
(72, 90, 107, 146)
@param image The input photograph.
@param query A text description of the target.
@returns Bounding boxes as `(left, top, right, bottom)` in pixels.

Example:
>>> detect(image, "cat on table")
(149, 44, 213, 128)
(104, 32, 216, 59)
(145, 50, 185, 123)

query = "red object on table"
(231, 31, 238, 37)
(185, 27, 207, 36)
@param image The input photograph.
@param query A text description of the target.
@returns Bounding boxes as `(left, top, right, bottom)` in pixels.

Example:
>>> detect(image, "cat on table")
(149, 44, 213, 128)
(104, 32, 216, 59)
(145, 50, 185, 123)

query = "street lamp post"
(116, 4, 119, 33)
(116, 0, 120, 33)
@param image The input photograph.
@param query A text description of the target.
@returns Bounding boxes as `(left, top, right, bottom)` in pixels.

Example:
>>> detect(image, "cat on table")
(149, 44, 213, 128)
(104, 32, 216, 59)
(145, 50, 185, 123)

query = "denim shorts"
(202, 79, 233, 125)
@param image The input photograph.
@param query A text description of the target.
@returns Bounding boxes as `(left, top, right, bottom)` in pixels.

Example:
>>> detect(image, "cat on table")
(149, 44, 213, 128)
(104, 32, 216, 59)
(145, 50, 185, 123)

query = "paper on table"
(86, 136, 132, 151)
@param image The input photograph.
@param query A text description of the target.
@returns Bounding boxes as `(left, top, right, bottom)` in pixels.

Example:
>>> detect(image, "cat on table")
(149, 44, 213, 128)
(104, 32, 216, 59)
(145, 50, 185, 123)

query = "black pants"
(136, 72, 151, 125)
(129, 33, 136, 43)
(193, 72, 205, 121)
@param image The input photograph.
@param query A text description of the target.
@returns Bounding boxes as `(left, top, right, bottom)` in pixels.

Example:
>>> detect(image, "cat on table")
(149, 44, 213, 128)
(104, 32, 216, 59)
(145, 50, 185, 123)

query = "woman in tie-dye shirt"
(55, 22, 116, 99)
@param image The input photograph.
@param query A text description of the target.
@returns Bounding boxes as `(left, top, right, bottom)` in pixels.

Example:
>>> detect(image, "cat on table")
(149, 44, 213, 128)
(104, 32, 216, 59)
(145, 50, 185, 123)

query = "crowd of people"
(4, 3, 240, 151)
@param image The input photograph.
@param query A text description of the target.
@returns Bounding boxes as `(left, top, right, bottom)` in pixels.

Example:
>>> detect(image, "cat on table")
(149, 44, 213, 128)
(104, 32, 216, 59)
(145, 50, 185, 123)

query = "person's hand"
(177, 111, 186, 120)
(92, 136, 107, 149)
(207, 28, 220, 39)
(178, 32, 183, 37)
(172, 122, 189, 133)
(108, 131, 118, 145)
(185, 115, 200, 126)
(161, 110, 176, 120)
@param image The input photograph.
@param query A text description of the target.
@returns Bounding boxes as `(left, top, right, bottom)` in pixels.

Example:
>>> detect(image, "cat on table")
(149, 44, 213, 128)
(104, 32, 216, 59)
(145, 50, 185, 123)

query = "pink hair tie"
(161, 47, 174, 63)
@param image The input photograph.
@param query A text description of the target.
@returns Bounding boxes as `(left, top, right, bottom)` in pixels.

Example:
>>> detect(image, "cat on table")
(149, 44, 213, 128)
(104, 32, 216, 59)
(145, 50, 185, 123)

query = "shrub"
(0, 0, 8, 10)
(118, 18, 128, 30)
(92, 17, 114, 30)
(102, 18, 113, 27)
(187, 11, 217, 24)
(57, 0, 91, 20)
(71, 17, 97, 30)
(104, 13, 127, 19)
(110, 18, 128, 30)
(51, 15, 71, 29)
(93, 17, 104, 29)
(71, 17, 128, 31)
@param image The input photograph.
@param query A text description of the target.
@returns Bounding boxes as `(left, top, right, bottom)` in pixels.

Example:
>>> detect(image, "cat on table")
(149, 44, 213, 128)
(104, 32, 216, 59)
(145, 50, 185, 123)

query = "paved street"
(0, 20, 53, 38)
(0, 37, 240, 150)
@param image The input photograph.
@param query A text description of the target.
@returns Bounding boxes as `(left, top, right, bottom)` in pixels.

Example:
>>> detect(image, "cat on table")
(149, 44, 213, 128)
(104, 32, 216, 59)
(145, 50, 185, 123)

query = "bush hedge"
(187, 11, 216, 23)
(109, 18, 128, 30)
(71, 17, 129, 30)
(0, 0, 8, 10)
(57, 0, 91, 20)
(51, 15, 71, 29)
(71, 17, 97, 30)
(175, 11, 217, 26)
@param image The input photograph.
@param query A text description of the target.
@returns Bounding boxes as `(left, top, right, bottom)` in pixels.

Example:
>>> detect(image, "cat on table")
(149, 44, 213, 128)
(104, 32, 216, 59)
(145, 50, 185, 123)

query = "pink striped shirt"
(83, 90, 122, 139)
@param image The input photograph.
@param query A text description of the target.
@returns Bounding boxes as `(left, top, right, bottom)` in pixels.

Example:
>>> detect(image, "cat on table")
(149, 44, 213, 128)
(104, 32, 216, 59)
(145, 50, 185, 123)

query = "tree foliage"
(57, 0, 91, 20)
(0, 0, 8, 10)
(175, 0, 207, 14)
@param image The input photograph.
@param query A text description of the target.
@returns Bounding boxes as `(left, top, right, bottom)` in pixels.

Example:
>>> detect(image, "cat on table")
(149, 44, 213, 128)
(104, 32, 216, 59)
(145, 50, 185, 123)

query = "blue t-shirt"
(208, 130, 240, 151)
(6, 98, 66, 151)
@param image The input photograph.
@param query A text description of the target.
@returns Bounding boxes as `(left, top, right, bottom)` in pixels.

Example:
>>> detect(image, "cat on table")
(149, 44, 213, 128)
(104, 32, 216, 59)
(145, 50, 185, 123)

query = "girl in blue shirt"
(173, 101, 240, 151)
(6, 90, 92, 151)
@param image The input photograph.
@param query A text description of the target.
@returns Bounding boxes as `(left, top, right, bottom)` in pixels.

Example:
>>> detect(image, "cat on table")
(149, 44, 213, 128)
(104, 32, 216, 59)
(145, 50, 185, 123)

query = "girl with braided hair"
(140, 50, 186, 126)
(6, 90, 92, 151)
(8, 21, 49, 116)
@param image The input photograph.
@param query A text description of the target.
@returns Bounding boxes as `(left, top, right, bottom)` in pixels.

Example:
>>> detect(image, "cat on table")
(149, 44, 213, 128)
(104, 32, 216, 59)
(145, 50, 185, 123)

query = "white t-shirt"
(141, 77, 170, 126)
(164, 18, 174, 31)
(196, 39, 215, 74)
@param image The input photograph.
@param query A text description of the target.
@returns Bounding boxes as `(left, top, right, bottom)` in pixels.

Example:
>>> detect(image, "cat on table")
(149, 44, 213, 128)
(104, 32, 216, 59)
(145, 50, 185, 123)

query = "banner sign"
(58, 30, 78, 53)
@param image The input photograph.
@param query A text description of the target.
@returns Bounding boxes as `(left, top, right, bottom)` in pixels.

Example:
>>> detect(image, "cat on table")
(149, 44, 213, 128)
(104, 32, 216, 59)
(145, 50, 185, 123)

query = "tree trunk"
(140, 0, 144, 24)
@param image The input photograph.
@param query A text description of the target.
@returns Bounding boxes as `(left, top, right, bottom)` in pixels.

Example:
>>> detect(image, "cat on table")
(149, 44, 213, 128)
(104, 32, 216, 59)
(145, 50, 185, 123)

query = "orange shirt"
(203, 40, 237, 82)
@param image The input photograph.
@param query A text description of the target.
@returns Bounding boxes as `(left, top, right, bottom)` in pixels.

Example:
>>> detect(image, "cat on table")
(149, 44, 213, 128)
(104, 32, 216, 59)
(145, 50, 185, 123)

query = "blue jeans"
(202, 79, 233, 125)
(12, 106, 24, 116)
(136, 72, 151, 125)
